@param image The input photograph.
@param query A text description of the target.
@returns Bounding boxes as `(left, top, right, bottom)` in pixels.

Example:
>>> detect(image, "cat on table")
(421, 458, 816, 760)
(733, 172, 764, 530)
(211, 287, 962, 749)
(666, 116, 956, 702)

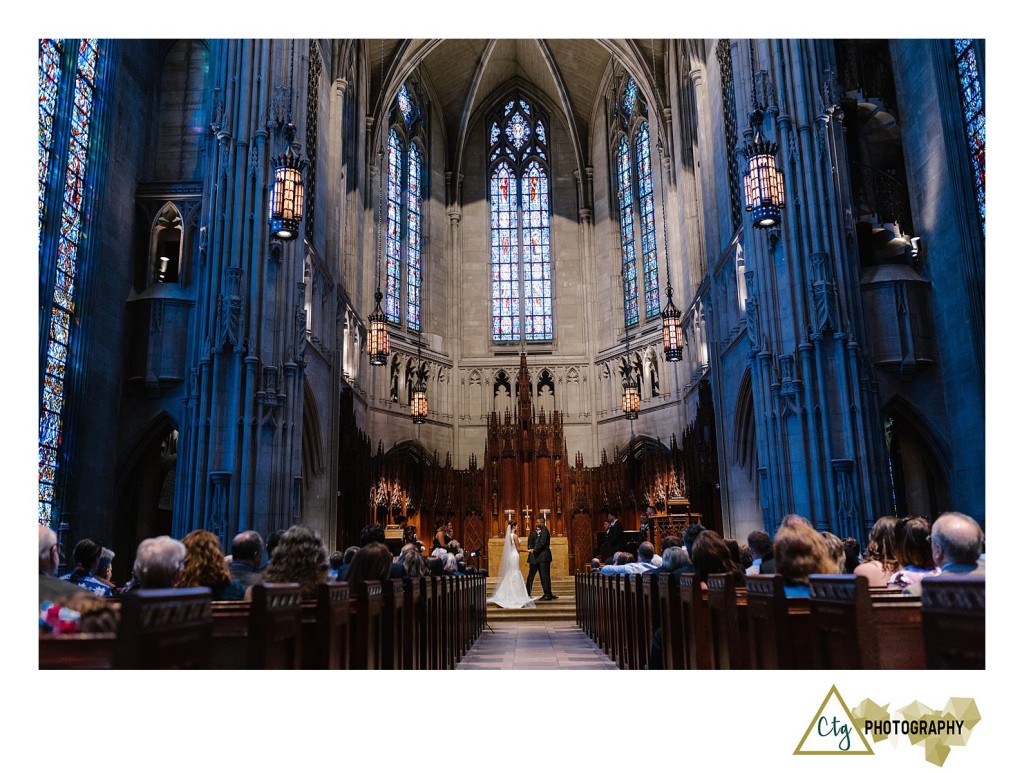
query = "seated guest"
(360, 523, 406, 578)
(254, 524, 328, 598)
(427, 556, 445, 577)
(691, 531, 746, 588)
(613, 552, 633, 566)
(441, 553, 462, 576)
(347, 542, 394, 588)
(600, 542, 657, 574)
(682, 523, 705, 559)
(889, 517, 939, 589)
(39, 524, 86, 605)
(659, 546, 691, 573)
(854, 516, 899, 587)
(746, 530, 775, 576)
(433, 520, 452, 551)
(264, 529, 286, 569)
(590, 558, 601, 573)
(336, 546, 360, 580)
(132, 536, 187, 589)
(178, 530, 246, 600)
(327, 551, 345, 580)
(842, 537, 861, 573)
(94, 547, 117, 594)
(773, 520, 833, 597)
(60, 538, 113, 597)
(820, 532, 846, 574)
(229, 530, 265, 588)
(905, 512, 984, 597)
(400, 548, 429, 579)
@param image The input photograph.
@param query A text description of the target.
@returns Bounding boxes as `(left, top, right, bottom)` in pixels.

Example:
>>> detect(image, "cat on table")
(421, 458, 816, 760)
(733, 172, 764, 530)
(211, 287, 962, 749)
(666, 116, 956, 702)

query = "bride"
(487, 522, 535, 609)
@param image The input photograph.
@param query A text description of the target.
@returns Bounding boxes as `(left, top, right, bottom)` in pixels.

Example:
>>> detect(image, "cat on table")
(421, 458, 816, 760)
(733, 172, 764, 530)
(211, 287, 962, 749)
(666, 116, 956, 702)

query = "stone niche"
(860, 263, 936, 373)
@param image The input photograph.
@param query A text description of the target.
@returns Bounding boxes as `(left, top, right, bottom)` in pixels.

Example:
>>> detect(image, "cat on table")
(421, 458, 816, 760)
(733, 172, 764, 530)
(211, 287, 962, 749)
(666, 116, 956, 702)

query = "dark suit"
(526, 526, 552, 598)
(602, 519, 625, 560)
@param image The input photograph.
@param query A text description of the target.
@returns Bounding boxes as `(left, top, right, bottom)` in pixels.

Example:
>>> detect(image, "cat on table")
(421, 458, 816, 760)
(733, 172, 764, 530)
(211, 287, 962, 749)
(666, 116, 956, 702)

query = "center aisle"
(456, 621, 618, 670)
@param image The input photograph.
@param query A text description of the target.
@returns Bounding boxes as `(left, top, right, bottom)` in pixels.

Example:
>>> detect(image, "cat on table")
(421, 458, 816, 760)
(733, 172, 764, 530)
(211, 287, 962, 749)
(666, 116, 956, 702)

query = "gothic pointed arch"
(881, 397, 952, 520)
(148, 202, 184, 285)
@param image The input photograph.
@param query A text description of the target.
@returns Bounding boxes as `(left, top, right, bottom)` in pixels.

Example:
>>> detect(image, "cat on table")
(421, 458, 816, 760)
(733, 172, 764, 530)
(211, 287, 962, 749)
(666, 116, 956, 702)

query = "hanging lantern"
(622, 367, 640, 420)
(743, 111, 785, 229)
(367, 290, 389, 366)
(269, 144, 306, 241)
(661, 284, 683, 362)
(411, 363, 428, 424)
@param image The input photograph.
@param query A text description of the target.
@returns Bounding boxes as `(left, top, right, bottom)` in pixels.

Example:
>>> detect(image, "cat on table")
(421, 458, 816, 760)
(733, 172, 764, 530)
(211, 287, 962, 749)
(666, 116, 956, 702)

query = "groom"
(526, 519, 556, 601)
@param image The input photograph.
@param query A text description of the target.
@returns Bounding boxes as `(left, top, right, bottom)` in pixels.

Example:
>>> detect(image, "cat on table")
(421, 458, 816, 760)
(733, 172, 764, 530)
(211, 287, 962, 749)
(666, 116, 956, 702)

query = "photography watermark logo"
(794, 685, 981, 767)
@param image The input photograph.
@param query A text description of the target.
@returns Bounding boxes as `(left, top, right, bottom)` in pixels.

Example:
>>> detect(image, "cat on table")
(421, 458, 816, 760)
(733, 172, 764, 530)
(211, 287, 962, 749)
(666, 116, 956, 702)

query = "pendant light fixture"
(268, 39, 307, 241)
(368, 40, 390, 366)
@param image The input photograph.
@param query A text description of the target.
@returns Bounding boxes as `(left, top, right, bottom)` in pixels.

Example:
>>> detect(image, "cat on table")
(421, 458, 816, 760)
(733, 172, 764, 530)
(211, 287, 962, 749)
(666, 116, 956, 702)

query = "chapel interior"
(38, 38, 985, 582)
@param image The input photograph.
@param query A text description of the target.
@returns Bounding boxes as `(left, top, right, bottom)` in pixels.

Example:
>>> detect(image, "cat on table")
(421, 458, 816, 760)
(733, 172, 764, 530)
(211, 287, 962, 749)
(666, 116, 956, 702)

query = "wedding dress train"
(487, 525, 536, 609)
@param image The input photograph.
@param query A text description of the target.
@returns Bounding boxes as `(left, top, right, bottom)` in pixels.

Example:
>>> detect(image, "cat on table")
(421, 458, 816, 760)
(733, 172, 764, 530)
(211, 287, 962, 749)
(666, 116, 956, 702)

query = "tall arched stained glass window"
(383, 84, 425, 331)
(407, 142, 423, 330)
(385, 128, 403, 324)
(617, 135, 639, 327)
(488, 96, 552, 342)
(954, 39, 985, 236)
(614, 76, 660, 328)
(636, 123, 659, 319)
(39, 38, 101, 526)
(38, 39, 63, 234)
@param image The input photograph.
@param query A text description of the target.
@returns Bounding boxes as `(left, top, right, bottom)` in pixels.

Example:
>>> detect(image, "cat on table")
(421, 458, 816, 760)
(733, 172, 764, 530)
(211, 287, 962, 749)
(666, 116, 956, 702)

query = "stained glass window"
(39, 38, 100, 526)
(615, 76, 662, 328)
(385, 84, 426, 329)
(954, 39, 985, 236)
(617, 135, 639, 327)
(623, 76, 638, 118)
(38, 39, 63, 234)
(407, 142, 422, 331)
(636, 123, 660, 319)
(385, 129, 403, 324)
(488, 95, 552, 342)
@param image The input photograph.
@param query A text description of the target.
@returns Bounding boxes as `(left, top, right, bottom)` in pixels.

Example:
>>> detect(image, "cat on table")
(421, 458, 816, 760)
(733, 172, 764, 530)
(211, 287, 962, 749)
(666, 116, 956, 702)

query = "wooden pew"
(621, 573, 638, 669)
(380, 578, 405, 670)
(418, 576, 438, 670)
(300, 582, 350, 670)
(402, 577, 420, 669)
(40, 588, 213, 669)
(744, 575, 814, 669)
(678, 574, 712, 669)
(211, 600, 250, 668)
(349, 580, 383, 669)
(630, 574, 650, 671)
(247, 583, 303, 669)
(640, 573, 661, 670)
(610, 574, 627, 669)
(707, 573, 749, 670)
(920, 575, 984, 669)
(808, 574, 924, 669)
(657, 573, 685, 669)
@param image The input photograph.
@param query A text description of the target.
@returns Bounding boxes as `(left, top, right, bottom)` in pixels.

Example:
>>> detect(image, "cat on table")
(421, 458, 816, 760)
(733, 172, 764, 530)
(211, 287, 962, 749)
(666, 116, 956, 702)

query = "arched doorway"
(882, 400, 952, 520)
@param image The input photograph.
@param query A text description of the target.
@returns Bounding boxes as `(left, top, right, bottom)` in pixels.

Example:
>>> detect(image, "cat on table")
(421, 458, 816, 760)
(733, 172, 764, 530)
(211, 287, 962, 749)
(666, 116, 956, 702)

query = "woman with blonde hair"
(854, 516, 900, 587)
(177, 530, 246, 600)
(774, 520, 834, 597)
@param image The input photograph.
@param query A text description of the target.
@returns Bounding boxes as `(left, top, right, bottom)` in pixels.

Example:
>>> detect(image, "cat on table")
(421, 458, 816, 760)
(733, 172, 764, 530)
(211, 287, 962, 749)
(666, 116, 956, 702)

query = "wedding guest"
(229, 530, 264, 587)
(132, 536, 187, 589)
(854, 516, 900, 587)
(842, 537, 861, 573)
(889, 517, 939, 589)
(61, 538, 113, 597)
(746, 530, 775, 576)
(691, 531, 745, 587)
(178, 530, 246, 600)
(774, 521, 833, 597)
(39, 524, 86, 605)
(820, 531, 846, 574)
(255, 524, 328, 598)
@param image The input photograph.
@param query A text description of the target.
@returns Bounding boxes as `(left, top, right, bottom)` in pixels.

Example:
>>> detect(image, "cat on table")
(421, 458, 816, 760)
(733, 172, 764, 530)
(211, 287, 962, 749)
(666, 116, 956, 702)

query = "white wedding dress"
(487, 525, 536, 609)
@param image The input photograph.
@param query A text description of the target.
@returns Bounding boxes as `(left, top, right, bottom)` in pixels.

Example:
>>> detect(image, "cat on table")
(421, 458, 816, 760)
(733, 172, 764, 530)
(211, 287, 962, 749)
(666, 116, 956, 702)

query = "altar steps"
(484, 577, 576, 622)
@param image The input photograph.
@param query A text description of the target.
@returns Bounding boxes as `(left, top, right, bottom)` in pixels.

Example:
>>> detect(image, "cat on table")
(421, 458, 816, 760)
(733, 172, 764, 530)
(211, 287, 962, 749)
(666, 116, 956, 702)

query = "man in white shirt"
(600, 541, 657, 574)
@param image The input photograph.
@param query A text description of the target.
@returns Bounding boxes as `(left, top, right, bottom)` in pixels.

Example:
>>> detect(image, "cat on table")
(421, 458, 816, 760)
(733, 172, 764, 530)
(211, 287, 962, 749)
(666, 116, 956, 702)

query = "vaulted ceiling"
(364, 39, 671, 174)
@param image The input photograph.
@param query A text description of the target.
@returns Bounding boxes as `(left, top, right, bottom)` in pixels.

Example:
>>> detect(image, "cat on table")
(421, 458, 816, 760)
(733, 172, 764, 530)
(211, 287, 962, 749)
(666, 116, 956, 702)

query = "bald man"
(39, 524, 86, 605)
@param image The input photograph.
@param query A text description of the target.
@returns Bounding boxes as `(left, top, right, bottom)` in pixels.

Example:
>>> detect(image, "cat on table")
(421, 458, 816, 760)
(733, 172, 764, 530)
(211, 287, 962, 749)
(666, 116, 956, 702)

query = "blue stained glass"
(623, 77, 638, 118)
(954, 39, 985, 236)
(490, 162, 520, 341)
(490, 122, 500, 145)
(617, 135, 639, 326)
(397, 83, 414, 123)
(385, 130, 403, 324)
(505, 112, 531, 150)
(39, 39, 63, 233)
(40, 39, 100, 524)
(505, 99, 516, 116)
(536, 121, 546, 144)
(637, 124, 660, 318)
(407, 143, 422, 330)
(521, 162, 552, 341)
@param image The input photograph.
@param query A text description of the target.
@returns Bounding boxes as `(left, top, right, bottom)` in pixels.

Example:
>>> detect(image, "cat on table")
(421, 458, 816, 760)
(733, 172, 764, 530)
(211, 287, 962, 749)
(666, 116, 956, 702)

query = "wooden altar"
(486, 535, 570, 580)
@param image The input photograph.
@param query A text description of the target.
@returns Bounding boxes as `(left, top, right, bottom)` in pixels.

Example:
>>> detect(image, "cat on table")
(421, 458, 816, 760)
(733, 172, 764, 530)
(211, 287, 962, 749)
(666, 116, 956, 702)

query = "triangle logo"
(794, 685, 874, 755)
